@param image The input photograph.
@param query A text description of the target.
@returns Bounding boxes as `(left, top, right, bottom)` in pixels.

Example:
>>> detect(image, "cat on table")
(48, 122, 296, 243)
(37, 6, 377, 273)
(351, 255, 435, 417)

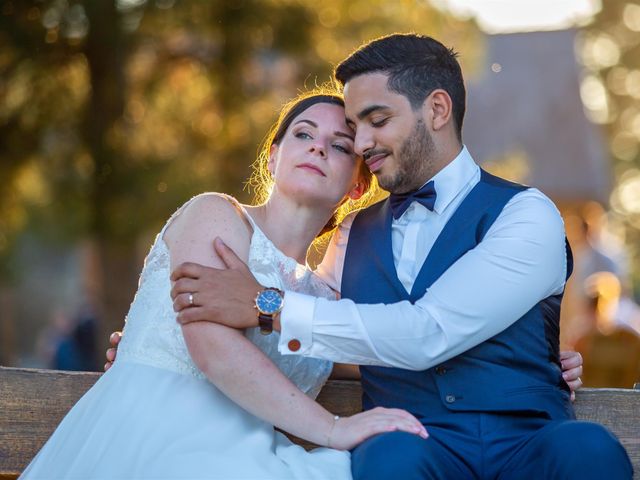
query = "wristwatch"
(254, 287, 284, 335)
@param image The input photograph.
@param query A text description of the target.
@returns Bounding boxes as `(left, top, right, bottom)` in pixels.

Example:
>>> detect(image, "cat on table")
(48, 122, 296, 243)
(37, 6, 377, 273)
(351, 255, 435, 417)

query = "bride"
(20, 89, 429, 479)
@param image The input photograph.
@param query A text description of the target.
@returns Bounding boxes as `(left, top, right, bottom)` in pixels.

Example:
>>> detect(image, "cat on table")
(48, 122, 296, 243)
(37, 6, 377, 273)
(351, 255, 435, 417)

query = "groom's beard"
(380, 118, 436, 194)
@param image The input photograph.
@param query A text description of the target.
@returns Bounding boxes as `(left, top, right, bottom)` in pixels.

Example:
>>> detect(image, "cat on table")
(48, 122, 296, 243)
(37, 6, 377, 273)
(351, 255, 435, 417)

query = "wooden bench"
(1, 366, 638, 479)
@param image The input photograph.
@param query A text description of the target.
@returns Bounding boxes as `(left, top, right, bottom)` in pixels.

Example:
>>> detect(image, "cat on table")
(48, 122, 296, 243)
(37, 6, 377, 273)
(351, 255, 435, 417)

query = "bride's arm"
(163, 194, 426, 449)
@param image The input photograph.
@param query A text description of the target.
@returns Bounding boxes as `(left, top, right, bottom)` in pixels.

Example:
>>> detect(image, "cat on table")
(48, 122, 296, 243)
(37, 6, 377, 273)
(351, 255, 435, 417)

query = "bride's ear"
(348, 180, 366, 200)
(267, 144, 278, 176)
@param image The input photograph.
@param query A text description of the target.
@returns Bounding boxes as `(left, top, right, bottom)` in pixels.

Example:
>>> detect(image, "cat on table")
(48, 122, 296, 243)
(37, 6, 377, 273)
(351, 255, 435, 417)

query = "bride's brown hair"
(247, 86, 377, 240)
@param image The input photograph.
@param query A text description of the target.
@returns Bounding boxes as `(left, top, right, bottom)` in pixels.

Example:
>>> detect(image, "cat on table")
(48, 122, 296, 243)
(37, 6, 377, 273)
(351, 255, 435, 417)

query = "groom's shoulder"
(479, 169, 529, 192)
(479, 170, 560, 212)
(476, 171, 563, 227)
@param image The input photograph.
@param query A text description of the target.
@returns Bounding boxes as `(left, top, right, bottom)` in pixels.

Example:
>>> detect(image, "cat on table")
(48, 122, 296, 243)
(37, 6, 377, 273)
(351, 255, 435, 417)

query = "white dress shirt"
(278, 146, 568, 370)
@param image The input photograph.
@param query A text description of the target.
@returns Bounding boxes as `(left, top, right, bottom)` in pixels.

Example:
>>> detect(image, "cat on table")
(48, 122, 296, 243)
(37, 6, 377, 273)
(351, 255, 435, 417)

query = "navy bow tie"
(389, 181, 437, 219)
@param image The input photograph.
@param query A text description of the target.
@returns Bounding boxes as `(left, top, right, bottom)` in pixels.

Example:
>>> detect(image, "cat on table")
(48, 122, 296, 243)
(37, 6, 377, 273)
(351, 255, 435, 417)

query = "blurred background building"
(1, 0, 639, 386)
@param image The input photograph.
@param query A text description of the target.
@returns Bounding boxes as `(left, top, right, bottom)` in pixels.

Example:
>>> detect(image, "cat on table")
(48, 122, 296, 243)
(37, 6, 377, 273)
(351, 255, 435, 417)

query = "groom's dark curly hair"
(334, 33, 466, 141)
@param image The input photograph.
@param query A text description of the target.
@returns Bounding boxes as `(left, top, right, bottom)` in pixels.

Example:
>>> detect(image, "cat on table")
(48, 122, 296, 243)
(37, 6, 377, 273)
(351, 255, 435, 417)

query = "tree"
(0, 0, 479, 361)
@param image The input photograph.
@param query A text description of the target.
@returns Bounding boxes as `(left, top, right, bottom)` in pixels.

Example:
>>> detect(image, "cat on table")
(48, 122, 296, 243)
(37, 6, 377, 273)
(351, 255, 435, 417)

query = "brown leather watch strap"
(258, 313, 274, 335)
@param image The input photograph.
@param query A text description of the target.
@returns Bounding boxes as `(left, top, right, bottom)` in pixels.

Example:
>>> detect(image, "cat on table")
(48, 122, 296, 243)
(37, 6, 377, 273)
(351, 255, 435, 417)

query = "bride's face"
(269, 103, 362, 208)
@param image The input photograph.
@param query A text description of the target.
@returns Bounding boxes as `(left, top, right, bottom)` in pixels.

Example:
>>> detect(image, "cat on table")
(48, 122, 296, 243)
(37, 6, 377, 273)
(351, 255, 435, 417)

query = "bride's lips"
(365, 153, 388, 173)
(296, 163, 326, 176)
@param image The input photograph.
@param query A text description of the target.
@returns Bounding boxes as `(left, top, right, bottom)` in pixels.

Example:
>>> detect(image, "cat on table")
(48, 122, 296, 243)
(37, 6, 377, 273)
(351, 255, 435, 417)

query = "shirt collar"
(426, 145, 478, 215)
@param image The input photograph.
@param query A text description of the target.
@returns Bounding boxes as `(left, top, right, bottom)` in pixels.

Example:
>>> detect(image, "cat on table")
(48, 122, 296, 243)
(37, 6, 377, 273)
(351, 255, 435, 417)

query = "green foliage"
(0, 0, 478, 283)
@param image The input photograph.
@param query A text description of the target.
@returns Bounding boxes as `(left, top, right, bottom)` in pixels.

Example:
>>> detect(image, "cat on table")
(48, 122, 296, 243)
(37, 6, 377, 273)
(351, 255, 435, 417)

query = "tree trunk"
(94, 239, 140, 337)
(82, 2, 138, 342)
(0, 286, 16, 366)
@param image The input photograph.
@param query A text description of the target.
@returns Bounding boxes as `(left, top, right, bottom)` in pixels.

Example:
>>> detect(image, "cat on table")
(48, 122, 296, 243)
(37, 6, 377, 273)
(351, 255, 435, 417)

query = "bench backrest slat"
(572, 387, 640, 474)
(0, 368, 100, 479)
(1, 366, 638, 479)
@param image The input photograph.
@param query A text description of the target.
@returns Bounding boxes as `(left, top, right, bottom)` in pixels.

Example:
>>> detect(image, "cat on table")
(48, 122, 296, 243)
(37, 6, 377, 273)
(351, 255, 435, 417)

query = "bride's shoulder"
(182, 192, 249, 221)
(181, 192, 224, 207)
(164, 192, 252, 244)
(184, 191, 241, 209)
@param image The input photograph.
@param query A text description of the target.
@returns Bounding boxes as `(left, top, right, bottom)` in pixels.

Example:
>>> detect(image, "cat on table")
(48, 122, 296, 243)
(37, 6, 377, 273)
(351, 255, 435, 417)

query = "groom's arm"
(171, 190, 567, 371)
(275, 189, 567, 369)
(170, 212, 356, 329)
(276, 189, 568, 369)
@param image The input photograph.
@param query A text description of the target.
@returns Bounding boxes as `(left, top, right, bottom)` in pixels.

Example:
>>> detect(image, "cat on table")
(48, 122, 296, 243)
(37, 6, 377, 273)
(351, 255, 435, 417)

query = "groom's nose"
(354, 128, 375, 157)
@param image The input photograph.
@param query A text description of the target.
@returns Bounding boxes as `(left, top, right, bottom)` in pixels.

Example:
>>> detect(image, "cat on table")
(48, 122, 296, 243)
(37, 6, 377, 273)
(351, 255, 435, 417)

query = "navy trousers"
(351, 412, 632, 480)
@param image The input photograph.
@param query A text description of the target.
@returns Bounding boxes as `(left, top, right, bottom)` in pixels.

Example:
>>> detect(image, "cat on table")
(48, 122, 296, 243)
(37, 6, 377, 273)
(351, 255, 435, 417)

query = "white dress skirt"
(21, 195, 351, 480)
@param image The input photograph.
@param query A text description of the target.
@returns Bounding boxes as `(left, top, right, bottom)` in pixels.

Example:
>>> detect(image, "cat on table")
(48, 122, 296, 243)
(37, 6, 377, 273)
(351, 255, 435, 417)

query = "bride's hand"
(327, 407, 428, 451)
(104, 331, 122, 372)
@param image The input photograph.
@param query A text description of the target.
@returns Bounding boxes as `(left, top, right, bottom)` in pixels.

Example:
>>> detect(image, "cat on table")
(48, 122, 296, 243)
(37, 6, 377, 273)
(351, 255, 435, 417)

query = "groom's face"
(343, 72, 436, 194)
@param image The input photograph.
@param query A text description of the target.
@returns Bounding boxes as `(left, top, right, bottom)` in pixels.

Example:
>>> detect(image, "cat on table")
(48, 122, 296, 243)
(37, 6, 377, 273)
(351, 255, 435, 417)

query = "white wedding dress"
(21, 195, 351, 480)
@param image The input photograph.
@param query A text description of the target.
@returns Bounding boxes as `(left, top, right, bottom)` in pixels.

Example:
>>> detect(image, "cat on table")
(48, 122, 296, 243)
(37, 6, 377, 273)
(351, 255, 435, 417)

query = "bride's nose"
(308, 142, 326, 158)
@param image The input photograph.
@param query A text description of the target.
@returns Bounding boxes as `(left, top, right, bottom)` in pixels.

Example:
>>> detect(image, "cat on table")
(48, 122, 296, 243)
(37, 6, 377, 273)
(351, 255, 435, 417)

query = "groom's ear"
(424, 89, 453, 132)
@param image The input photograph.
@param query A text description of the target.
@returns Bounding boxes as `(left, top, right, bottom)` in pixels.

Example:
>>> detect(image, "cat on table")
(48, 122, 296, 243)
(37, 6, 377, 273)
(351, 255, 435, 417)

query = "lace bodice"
(117, 195, 334, 398)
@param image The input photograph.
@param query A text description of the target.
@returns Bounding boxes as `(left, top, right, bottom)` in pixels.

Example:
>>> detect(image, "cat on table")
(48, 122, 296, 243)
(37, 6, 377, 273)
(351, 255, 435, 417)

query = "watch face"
(256, 289, 283, 315)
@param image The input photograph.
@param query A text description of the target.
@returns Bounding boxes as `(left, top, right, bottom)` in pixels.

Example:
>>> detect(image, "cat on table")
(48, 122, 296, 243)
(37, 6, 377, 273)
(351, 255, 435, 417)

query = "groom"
(169, 34, 631, 478)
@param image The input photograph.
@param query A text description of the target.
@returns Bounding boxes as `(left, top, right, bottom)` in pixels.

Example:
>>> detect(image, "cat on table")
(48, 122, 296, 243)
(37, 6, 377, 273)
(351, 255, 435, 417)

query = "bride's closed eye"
(332, 142, 352, 155)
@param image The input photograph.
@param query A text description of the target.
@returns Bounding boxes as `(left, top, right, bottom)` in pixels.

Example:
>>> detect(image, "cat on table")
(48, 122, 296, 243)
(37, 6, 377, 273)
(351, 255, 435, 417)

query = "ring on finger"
(188, 292, 195, 306)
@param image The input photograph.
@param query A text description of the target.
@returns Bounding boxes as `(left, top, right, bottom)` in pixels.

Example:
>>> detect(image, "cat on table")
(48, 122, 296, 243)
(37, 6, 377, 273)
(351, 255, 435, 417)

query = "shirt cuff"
(278, 291, 315, 355)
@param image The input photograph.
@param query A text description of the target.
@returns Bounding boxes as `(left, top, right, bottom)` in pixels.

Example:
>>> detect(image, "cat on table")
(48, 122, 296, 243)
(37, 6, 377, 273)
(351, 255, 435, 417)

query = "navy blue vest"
(341, 170, 575, 421)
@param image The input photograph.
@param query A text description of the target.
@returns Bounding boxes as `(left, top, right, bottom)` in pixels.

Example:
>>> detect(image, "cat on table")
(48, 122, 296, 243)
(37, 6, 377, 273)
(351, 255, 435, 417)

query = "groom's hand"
(104, 331, 122, 372)
(560, 350, 583, 401)
(170, 238, 262, 329)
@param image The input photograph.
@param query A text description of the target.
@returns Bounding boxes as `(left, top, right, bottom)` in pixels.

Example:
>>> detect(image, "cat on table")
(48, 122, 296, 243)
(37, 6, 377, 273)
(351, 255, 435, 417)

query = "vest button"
(435, 366, 447, 375)
(445, 394, 456, 403)
(288, 339, 301, 352)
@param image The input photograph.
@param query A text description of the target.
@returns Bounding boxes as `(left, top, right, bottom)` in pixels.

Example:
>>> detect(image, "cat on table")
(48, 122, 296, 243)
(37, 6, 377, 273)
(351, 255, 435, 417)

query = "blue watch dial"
(256, 289, 283, 315)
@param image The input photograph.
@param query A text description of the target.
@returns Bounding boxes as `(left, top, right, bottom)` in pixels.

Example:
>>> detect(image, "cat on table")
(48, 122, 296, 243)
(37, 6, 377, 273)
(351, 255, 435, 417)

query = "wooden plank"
(573, 388, 640, 475)
(1, 367, 639, 478)
(0, 367, 100, 478)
